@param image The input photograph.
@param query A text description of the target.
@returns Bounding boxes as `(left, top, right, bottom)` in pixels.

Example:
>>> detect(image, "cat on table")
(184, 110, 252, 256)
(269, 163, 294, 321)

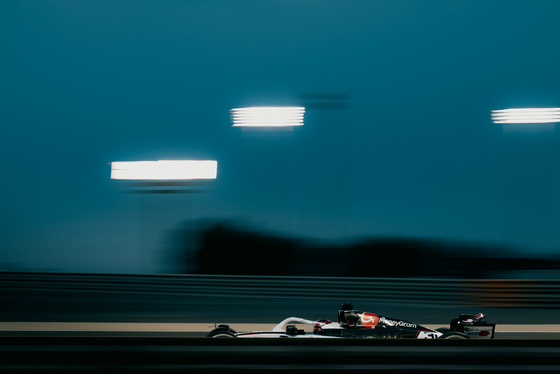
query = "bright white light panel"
(491, 108, 560, 124)
(111, 160, 217, 180)
(231, 107, 305, 127)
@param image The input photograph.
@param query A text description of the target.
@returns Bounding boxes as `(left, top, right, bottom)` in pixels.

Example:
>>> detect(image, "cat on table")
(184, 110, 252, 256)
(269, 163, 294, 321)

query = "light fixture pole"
(492, 107, 559, 256)
(111, 160, 218, 273)
(231, 106, 305, 235)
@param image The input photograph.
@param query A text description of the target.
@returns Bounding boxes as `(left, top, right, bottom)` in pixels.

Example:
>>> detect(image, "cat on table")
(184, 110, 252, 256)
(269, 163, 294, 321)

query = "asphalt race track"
(1, 337, 560, 373)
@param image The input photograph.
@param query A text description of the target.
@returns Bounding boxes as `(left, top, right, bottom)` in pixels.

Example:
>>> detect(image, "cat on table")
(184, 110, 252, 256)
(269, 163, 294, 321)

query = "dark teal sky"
(1, 0, 560, 273)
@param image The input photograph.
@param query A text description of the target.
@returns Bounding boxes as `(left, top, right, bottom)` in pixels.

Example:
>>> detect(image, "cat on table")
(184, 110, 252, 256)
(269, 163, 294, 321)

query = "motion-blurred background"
(1, 1, 560, 293)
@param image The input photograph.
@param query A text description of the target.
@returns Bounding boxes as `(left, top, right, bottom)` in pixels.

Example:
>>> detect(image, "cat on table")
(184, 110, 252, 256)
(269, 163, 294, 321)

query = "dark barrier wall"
(2, 272, 560, 308)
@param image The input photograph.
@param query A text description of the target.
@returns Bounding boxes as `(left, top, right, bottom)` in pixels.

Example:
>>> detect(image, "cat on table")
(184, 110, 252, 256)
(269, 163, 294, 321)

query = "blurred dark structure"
(115, 180, 214, 194)
(178, 220, 560, 278)
(194, 222, 298, 275)
(297, 93, 351, 110)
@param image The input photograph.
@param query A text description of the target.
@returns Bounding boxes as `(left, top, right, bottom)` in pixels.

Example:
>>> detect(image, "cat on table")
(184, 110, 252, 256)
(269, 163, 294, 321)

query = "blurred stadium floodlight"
(491, 108, 560, 124)
(230, 107, 305, 127)
(110, 160, 218, 180)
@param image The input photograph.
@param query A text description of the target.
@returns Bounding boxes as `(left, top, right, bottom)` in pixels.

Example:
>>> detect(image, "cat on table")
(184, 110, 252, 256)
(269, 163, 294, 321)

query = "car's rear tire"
(207, 331, 237, 338)
(207, 325, 238, 338)
(439, 331, 468, 339)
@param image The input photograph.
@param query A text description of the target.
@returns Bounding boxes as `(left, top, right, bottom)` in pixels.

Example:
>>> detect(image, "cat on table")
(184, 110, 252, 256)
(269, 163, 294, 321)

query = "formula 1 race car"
(207, 303, 496, 339)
